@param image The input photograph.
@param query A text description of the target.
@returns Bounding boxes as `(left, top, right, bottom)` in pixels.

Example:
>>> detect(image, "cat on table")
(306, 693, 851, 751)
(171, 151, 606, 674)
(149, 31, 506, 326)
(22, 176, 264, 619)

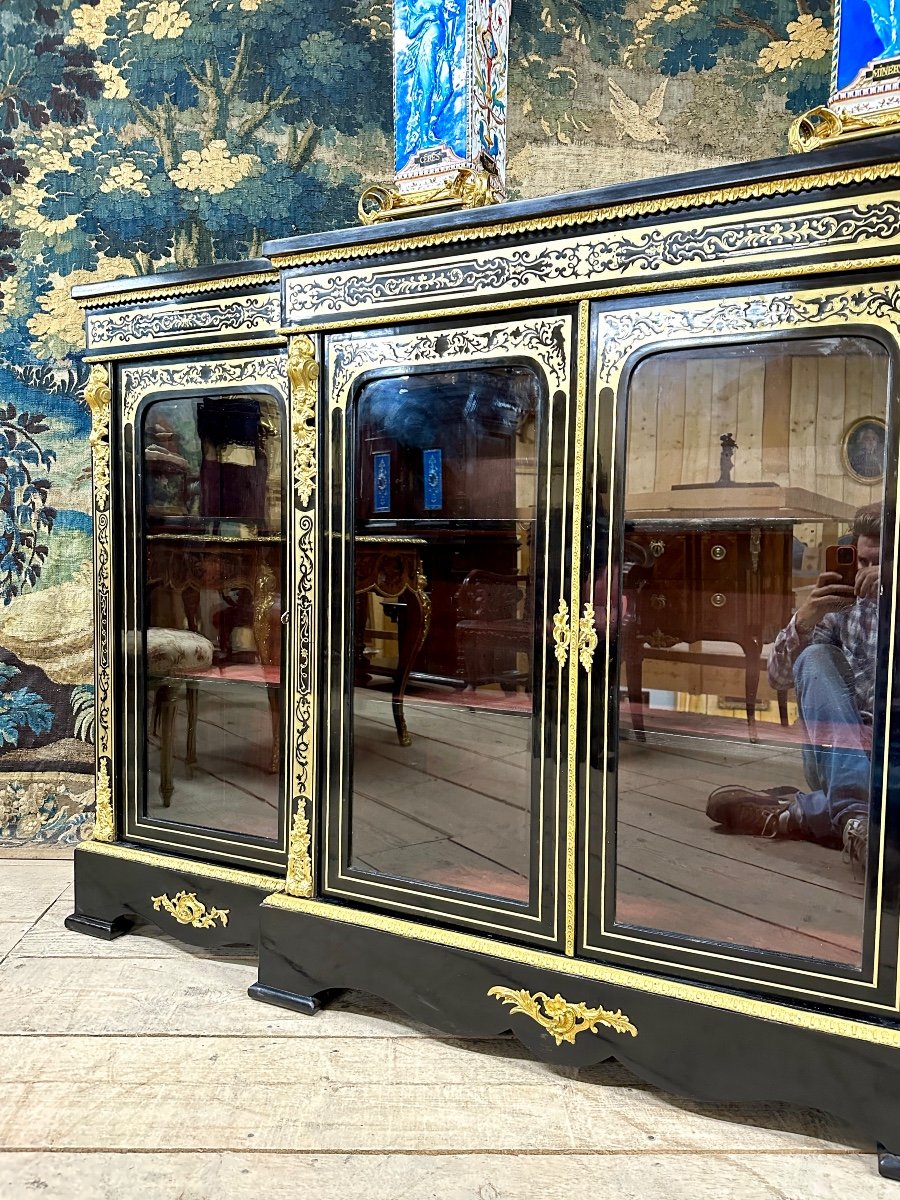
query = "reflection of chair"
(355, 538, 431, 747)
(456, 570, 533, 691)
(147, 629, 214, 806)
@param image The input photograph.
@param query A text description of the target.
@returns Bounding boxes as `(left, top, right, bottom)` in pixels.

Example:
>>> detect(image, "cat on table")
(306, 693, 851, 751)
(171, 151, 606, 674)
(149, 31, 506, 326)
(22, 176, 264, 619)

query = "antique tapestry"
(0, 0, 833, 848)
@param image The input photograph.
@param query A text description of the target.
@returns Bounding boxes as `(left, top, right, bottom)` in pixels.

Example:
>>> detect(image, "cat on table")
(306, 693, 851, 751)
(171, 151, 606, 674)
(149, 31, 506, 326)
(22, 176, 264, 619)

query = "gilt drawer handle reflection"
(151, 891, 229, 930)
(711, 544, 727, 561)
(710, 592, 727, 608)
(488, 987, 638, 1045)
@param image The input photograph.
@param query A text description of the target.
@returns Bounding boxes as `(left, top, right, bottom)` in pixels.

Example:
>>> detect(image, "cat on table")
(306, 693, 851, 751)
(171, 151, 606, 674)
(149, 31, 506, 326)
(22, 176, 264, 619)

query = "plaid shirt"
(767, 599, 879, 723)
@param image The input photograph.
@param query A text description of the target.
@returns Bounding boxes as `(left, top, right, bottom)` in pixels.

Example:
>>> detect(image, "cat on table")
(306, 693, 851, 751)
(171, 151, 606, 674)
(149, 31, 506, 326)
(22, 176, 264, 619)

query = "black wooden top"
(262, 133, 900, 260)
(70, 257, 275, 301)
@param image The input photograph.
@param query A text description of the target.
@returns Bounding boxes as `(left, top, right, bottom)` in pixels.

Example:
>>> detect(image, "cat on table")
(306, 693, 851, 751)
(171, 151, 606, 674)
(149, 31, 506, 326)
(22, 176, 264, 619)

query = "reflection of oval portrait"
(842, 416, 887, 484)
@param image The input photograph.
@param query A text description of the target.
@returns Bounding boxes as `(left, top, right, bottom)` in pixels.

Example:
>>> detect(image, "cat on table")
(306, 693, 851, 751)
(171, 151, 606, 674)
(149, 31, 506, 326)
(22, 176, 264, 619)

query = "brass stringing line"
(75, 271, 279, 309)
(565, 303, 590, 956)
(323, 347, 335, 893)
(598, 335, 619, 940)
(269, 160, 900, 269)
(127, 831, 286, 870)
(554, 338, 573, 936)
(586, 307, 605, 937)
(326, 318, 569, 929)
(544, 325, 559, 935)
(582, 282, 900, 997)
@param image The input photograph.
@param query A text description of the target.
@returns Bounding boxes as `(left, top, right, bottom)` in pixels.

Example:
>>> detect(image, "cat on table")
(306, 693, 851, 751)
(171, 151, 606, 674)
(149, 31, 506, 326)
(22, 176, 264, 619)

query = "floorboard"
(0, 861, 893, 1197)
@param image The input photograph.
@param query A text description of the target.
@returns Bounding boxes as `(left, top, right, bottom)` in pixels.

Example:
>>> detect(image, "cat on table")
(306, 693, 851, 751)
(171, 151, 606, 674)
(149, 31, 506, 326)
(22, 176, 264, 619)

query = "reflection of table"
(355, 537, 431, 746)
(146, 535, 282, 665)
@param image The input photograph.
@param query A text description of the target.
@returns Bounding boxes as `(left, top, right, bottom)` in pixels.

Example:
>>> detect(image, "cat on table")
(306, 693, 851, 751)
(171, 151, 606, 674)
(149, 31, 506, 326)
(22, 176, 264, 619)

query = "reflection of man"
(706, 505, 882, 879)
(865, 0, 900, 58)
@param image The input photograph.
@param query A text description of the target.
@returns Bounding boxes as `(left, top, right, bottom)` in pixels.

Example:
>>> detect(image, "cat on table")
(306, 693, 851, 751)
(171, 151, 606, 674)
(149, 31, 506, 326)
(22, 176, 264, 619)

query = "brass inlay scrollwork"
(92, 757, 115, 844)
(288, 334, 319, 509)
(488, 986, 638, 1045)
(285, 797, 313, 898)
(552, 598, 571, 666)
(577, 603, 598, 672)
(122, 356, 286, 424)
(595, 283, 900, 389)
(151, 891, 229, 930)
(86, 364, 112, 511)
(88, 362, 115, 844)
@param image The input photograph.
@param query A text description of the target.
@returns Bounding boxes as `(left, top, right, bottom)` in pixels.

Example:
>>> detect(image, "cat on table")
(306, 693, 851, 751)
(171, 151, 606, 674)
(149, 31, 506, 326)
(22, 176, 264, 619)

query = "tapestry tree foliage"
(512, 0, 832, 149)
(0, 0, 104, 303)
(49, 0, 393, 269)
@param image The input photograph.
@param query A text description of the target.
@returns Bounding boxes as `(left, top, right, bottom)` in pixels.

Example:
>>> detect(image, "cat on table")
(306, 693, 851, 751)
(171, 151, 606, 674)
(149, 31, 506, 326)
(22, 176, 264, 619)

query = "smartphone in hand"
(825, 543, 857, 587)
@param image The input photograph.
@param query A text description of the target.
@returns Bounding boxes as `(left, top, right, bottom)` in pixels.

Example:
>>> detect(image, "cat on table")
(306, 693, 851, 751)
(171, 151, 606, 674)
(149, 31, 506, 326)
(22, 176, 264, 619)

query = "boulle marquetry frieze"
(86, 292, 280, 351)
(329, 316, 570, 406)
(121, 354, 288, 424)
(593, 282, 900, 385)
(284, 194, 900, 326)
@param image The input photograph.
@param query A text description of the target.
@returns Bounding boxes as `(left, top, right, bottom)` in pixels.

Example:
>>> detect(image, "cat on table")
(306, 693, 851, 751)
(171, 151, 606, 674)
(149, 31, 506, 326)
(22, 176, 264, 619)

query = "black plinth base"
(880, 1145, 900, 1181)
(64, 912, 134, 941)
(254, 899, 900, 1172)
(247, 982, 323, 1015)
(67, 841, 277, 951)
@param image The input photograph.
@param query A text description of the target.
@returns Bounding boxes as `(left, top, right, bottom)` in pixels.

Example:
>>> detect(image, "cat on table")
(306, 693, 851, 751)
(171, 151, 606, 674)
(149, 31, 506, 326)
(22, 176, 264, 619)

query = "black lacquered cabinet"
(67, 137, 900, 1175)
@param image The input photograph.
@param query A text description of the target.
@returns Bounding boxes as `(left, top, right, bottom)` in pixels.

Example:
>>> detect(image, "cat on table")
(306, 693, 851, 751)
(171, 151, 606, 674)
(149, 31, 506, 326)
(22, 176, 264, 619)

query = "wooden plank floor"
(0, 858, 897, 1198)
(147, 685, 866, 962)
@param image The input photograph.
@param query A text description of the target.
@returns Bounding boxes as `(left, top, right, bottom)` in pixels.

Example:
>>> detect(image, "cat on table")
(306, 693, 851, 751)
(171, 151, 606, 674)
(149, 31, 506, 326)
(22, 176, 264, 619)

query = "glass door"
(582, 285, 900, 1013)
(322, 314, 577, 944)
(122, 359, 291, 872)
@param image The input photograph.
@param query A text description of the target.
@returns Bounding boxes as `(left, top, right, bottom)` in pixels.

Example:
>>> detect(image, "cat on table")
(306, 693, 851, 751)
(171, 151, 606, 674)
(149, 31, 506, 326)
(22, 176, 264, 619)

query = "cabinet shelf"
(145, 533, 284, 545)
(147, 663, 281, 688)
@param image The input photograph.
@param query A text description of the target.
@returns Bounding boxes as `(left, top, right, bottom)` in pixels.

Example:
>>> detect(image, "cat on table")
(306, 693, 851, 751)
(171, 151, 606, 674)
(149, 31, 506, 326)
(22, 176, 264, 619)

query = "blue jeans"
(787, 643, 871, 844)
